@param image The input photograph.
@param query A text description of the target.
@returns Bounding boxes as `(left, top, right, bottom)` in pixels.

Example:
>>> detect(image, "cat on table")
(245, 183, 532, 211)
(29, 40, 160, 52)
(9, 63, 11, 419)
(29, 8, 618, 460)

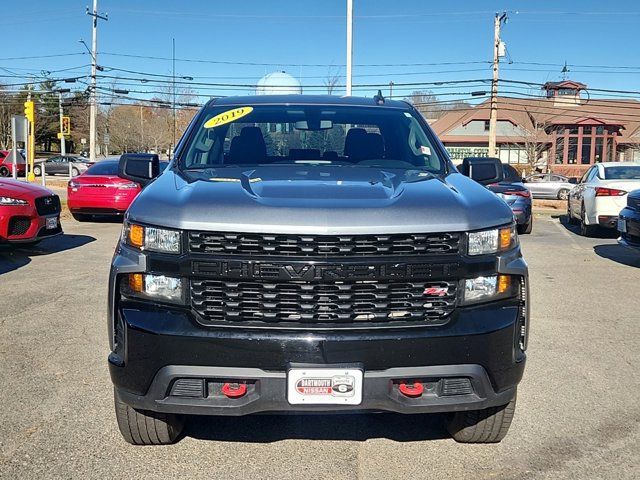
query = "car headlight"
(0, 196, 29, 206)
(467, 224, 517, 256)
(460, 274, 517, 305)
(123, 273, 185, 304)
(122, 221, 181, 254)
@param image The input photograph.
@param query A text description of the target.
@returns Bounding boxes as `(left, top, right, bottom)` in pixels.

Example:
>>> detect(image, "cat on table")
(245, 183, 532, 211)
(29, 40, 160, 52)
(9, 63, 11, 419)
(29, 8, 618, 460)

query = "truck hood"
(0, 178, 53, 201)
(127, 166, 514, 234)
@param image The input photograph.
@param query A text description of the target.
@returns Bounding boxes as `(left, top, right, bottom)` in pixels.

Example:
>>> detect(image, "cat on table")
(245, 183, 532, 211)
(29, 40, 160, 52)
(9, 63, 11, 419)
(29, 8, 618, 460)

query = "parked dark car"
(618, 188, 640, 251)
(33, 155, 93, 177)
(109, 96, 529, 446)
(523, 173, 576, 200)
(465, 159, 532, 234)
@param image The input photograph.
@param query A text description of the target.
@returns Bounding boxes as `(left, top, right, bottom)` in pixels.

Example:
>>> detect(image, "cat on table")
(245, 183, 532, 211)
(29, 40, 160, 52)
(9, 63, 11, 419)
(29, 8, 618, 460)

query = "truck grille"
(34, 195, 61, 216)
(191, 279, 457, 326)
(188, 231, 460, 257)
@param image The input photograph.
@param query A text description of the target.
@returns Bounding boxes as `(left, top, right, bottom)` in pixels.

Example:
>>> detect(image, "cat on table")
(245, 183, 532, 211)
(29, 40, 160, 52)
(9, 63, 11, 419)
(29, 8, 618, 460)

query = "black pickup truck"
(108, 95, 529, 445)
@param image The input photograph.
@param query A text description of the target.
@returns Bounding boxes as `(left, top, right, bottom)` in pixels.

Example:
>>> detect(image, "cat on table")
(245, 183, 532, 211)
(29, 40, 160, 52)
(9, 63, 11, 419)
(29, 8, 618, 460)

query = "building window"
(483, 120, 490, 132)
(555, 137, 564, 164)
(553, 124, 618, 165)
(581, 137, 591, 164)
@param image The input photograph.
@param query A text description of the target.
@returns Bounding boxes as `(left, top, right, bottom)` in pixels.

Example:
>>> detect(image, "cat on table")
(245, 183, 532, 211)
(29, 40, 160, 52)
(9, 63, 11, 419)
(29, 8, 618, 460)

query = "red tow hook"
(399, 381, 424, 398)
(221, 382, 247, 398)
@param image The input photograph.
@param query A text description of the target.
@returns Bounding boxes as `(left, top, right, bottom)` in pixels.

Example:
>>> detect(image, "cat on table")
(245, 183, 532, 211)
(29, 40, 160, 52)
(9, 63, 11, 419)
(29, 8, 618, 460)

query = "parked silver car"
(523, 173, 576, 200)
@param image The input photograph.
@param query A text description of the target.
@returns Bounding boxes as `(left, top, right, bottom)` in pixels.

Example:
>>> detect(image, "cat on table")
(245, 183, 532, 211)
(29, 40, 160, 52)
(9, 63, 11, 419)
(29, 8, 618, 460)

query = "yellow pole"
(24, 101, 35, 181)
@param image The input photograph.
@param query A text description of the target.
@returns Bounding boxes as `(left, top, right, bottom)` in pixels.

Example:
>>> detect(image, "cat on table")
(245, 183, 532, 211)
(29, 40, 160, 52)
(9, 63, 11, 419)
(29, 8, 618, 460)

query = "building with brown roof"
(430, 81, 640, 177)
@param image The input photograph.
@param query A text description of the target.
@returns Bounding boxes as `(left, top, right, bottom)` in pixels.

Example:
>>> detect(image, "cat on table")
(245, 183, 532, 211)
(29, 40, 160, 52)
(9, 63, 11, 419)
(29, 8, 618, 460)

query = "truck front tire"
(445, 393, 516, 443)
(114, 390, 183, 445)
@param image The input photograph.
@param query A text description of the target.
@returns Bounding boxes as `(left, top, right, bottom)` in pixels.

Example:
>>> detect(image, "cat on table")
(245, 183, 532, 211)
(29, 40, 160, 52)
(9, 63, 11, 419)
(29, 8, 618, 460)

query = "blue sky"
(3, 0, 640, 102)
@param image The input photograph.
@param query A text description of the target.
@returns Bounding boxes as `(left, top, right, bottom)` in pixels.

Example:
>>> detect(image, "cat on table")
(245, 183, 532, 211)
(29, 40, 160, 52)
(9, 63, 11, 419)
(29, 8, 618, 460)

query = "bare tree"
(323, 67, 342, 95)
(512, 110, 551, 173)
(406, 90, 469, 120)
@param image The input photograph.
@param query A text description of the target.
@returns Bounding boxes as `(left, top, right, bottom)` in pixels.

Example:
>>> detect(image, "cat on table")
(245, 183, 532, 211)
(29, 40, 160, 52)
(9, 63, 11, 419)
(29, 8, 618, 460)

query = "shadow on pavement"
(0, 233, 96, 275)
(593, 244, 640, 268)
(185, 412, 448, 443)
(553, 214, 619, 239)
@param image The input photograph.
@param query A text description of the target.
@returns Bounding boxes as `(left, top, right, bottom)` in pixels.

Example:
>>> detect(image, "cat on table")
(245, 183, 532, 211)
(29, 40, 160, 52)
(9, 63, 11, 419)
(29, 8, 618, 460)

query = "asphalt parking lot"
(0, 215, 638, 479)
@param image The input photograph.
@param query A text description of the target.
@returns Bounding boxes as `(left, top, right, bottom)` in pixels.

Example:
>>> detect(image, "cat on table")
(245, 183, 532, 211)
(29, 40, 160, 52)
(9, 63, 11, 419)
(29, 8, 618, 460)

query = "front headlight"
(467, 224, 517, 256)
(122, 221, 181, 254)
(0, 196, 29, 206)
(460, 274, 517, 305)
(124, 273, 185, 304)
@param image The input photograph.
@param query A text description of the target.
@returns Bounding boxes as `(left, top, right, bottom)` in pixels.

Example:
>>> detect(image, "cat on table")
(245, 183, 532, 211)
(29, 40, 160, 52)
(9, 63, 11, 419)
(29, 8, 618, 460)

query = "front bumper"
(110, 298, 526, 415)
(0, 204, 62, 243)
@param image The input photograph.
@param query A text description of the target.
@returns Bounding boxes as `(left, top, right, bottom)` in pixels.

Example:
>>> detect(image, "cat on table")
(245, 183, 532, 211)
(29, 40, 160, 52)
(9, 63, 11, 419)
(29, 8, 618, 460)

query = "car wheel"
(71, 167, 80, 176)
(517, 215, 533, 234)
(0, 166, 9, 177)
(33, 165, 42, 176)
(114, 389, 183, 445)
(71, 213, 91, 222)
(580, 204, 597, 237)
(557, 188, 570, 200)
(445, 393, 517, 443)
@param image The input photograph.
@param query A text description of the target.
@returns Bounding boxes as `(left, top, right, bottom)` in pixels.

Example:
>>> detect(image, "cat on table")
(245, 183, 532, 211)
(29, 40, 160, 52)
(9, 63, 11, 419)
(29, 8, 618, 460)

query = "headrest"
(228, 126, 267, 164)
(343, 128, 367, 157)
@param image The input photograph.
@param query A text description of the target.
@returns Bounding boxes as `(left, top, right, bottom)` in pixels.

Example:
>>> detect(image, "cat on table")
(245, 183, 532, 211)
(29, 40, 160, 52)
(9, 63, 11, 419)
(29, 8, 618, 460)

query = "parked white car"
(567, 162, 640, 236)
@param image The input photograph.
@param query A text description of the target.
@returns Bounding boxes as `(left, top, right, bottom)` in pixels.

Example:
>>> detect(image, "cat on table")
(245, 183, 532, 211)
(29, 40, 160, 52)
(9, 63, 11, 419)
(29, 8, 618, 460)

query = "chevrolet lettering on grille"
(193, 260, 461, 281)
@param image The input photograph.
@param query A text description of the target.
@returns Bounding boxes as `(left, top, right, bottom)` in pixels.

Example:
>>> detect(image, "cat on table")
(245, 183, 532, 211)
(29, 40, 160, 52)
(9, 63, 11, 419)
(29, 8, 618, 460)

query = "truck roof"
(206, 94, 412, 109)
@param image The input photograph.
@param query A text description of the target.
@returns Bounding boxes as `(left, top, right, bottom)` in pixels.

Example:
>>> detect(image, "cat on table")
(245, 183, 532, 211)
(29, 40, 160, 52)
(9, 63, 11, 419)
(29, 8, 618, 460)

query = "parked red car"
(0, 178, 62, 245)
(67, 160, 142, 221)
(0, 150, 27, 177)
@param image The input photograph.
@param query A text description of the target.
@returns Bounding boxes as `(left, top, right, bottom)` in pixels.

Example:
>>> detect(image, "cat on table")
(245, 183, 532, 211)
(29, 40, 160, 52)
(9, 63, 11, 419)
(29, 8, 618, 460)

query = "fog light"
(461, 274, 515, 305)
(125, 273, 184, 304)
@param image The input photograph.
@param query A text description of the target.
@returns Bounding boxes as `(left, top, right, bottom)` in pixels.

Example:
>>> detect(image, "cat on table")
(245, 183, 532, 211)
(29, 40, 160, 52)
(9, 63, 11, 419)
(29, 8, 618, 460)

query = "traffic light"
(62, 116, 71, 135)
(24, 101, 34, 123)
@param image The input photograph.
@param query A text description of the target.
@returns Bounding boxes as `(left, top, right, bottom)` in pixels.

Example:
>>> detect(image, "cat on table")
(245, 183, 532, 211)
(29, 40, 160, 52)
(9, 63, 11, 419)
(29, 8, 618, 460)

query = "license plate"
(618, 218, 627, 233)
(46, 217, 58, 230)
(287, 368, 363, 405)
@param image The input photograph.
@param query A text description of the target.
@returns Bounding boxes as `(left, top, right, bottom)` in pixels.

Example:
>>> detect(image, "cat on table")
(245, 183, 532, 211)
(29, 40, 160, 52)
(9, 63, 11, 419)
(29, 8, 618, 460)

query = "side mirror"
(118, 153, 160, 187)
(459, 157, 504, 185)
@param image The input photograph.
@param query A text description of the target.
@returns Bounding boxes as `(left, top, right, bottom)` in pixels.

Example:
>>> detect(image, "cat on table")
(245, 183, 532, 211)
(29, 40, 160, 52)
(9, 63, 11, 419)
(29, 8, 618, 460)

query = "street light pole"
(346, 0, 353, 96)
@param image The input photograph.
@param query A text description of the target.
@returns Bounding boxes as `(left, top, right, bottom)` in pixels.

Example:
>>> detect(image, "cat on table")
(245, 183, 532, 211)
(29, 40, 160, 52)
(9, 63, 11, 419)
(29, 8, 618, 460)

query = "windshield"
(180, 104, 446, 173)
(603, 165, 640, 180)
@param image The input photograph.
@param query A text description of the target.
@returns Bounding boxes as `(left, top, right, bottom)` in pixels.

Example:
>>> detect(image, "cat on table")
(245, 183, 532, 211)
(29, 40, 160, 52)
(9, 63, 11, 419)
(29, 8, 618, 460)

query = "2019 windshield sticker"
(204, 107, 254, 128)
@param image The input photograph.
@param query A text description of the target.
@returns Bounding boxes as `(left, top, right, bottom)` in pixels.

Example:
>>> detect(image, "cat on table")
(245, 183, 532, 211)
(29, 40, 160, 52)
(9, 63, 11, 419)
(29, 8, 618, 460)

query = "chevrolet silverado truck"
(109, 95, 529, 445)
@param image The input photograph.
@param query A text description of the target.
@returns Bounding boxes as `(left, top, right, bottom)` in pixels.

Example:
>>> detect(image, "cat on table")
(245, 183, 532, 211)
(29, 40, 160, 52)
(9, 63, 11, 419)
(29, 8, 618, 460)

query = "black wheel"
(71, 167, 80, 176)
(580, 204, 598, 237)
(445, 393, 517, 443)
(33, 165, 42, 176)
(114, 390, 183, 445)
(557, 188, 570, 200)
(566, 200, 576, 224)
(517, 216, 533, 235)
(0, 166, 9, 177)
(71, 213, 91, 222)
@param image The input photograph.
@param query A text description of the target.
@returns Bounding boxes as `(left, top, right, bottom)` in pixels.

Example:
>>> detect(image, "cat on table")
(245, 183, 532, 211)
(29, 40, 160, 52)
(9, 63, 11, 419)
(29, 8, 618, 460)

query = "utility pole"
(346, 0, 353, 96)
(86, 0, 107, 163)
(488, 12, 507, 158)
(172, 38, 176, 159)
(389, 81, 394, 98)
